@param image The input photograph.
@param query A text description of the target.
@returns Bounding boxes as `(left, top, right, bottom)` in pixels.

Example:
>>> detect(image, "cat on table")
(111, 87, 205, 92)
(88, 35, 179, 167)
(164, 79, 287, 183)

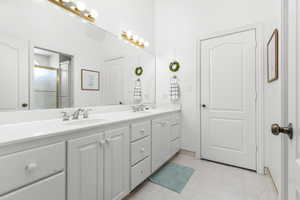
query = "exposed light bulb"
(83, 11, 89, 17)
(139, 38, 145, 45)
(61, 0, 71, 3)
(76, 1, 86, 11)
(69, 2, 76, 10)
(126, 31, 133, 38)
(144, 41, 149, 47)
(90, 9, 98, 18)
(133, 35, 139, 42)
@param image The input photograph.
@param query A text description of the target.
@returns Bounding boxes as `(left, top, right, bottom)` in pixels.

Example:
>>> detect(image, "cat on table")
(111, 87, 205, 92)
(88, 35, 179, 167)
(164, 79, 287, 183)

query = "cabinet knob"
(106, 138, 112, 144)
(99, 140, 106, 146)
(25, 163, 37, 173)
(140, 148, 145, 153)
(160, 122, 167, 126)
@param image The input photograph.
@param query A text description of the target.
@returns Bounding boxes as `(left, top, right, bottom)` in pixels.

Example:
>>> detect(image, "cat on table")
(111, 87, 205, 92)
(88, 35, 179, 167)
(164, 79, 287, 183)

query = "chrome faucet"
(61, 111, 70, 121)
(72, 108, 84, 120)
(83, 108, 92, 119)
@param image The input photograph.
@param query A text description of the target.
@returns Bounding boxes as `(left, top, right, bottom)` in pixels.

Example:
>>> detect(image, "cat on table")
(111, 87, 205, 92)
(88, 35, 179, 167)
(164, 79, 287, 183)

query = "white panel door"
(104, 127, 129, 200)
(201, 29, 257, 170)
(265, 30, 283, 194)
(0, 35, 28, 110)
(68, 134, 104, 200)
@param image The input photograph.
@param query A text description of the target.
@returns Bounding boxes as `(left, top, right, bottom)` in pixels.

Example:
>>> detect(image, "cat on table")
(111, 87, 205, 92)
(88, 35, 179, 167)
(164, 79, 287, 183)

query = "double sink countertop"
(0, 106, 180, 148)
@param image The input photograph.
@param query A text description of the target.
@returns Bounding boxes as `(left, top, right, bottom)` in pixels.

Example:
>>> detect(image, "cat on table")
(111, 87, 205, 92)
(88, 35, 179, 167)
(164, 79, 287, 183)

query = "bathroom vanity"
(0, 2, 180, 199)
(0, 107, 181, 200)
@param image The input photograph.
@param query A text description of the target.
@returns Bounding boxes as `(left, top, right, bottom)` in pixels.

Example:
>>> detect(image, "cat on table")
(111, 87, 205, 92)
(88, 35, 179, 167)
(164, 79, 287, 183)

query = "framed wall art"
(267, 29, 279, 83)
(81, 69, 100, 91)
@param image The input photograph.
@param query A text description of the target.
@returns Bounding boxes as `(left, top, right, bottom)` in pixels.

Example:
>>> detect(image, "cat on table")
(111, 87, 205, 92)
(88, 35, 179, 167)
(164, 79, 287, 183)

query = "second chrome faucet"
(61, 108, 92, 121)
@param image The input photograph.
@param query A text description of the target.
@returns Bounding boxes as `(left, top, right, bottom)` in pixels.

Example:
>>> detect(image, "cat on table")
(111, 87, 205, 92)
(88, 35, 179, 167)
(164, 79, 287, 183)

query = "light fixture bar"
(121, 31, 149, 49)
(48, 0, 96, 22)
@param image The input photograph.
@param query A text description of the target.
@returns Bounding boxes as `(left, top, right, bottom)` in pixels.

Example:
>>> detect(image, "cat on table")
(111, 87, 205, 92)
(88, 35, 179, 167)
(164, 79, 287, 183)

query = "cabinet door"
(68, 134, 104, 200)
(170, 122, 181, 141)
(152, 119, 171, 172)
(104, 127, 129, 200)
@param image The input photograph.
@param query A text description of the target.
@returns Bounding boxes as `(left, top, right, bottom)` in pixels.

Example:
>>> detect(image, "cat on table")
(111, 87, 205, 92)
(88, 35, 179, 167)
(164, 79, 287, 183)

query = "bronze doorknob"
(271, 123, 293, 139)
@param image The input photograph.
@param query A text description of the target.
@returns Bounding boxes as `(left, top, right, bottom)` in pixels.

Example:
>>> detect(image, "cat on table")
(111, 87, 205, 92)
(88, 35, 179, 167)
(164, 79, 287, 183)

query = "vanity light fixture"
(121, 31, 150, 48)
(48, 0, 98, 22)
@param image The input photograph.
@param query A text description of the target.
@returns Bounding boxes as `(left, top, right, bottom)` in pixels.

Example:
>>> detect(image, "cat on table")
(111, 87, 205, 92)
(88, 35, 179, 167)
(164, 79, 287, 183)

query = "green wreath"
(169, 61, 180, 72)
(135, 66, 143, 76)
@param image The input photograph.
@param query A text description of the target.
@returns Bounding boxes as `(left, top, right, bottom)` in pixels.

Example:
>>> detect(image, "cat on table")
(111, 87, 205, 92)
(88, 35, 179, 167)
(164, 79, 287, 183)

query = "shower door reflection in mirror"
(31, 48, 73, 109)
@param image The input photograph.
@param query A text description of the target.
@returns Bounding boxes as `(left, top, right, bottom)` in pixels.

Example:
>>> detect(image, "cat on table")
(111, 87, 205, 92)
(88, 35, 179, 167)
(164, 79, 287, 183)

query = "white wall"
(154, 0, 281, 152)
(84, 0, 155, 53)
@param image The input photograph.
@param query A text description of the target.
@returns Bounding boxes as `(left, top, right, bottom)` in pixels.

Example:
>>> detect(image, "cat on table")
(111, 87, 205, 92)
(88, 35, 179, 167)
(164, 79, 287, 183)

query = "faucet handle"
(61, 111, 70, 121)
(83, 108, 92, 119)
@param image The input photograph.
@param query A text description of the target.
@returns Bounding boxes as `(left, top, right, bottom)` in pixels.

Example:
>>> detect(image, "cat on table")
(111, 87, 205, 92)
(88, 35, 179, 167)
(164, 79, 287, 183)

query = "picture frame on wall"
(81, 69, 100, 91)
(267, 29, 279, 83)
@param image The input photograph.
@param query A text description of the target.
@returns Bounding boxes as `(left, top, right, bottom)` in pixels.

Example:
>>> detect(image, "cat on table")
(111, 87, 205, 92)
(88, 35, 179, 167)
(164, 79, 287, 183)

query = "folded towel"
(170, 76, 180, 102)
(134, 79, 143, 102)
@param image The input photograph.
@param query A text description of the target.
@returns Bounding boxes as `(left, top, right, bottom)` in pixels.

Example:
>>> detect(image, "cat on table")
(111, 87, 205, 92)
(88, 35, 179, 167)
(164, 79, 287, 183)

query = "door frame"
(196, 24, 265, 174)
(282, 0, 296, 199)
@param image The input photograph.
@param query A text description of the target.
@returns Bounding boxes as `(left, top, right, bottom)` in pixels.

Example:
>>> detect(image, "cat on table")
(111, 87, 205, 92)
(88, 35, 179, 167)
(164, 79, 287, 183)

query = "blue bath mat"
(149, 162, 194, 193)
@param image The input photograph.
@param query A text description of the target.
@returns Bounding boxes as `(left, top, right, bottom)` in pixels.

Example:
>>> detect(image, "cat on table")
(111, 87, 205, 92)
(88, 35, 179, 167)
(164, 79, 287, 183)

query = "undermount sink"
(63, 118, 107, 126)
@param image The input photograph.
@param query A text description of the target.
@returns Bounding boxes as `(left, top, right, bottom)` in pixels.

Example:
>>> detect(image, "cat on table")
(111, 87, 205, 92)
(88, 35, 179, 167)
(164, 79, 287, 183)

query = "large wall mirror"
(0, 0, 156, 111)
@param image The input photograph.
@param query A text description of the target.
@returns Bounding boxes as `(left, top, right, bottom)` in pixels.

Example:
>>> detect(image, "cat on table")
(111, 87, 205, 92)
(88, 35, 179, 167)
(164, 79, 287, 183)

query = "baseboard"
(264, 167, 279, 194)
(179, 149, 196, 157)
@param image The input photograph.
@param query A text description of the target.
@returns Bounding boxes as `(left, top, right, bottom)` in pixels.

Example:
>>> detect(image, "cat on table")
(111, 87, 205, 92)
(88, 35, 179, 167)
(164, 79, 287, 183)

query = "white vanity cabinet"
(68, 134, 105, 200)
(68, 126, 130, 200)
(104, 127, 130, 200)
(152, 114, 181, 173)
(0, 108, 181, 200)
(170, 114, 181, 156)
(151, 117, 172, 172)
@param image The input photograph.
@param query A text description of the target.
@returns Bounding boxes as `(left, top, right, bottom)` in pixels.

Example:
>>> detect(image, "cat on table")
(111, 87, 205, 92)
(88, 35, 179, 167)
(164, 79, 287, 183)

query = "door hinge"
(254, 92, 257, 101)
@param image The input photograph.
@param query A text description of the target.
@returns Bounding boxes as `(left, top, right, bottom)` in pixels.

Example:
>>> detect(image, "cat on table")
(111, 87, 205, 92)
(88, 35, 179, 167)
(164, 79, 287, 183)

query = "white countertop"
(0, 106, 180, 148)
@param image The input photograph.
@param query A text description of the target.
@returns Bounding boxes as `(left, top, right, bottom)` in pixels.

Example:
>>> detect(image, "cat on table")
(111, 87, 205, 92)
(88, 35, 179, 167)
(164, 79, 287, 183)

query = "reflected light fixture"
(48, 0, 98, 22)
(121, 31, 150, 49)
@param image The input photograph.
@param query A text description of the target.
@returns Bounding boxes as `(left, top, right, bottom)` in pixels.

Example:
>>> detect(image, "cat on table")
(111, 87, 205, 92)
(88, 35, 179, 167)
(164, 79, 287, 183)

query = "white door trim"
(196, 24, 265, 174)
(282, 0, 296, 199)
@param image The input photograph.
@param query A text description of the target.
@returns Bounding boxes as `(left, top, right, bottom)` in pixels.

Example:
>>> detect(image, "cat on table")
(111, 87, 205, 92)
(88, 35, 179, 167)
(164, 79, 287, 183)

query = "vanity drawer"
(0, 142, 65, 195)
(152, 116, 170, 126)
(131, 121, 151, 142)
(131, 157, 151, 190)
(0, 172, 65, 200)
(131, 136, 151, 166)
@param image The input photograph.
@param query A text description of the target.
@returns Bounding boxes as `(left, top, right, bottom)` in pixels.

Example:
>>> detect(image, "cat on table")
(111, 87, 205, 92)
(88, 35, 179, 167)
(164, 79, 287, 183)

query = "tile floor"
(126, 153, 278, 200)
